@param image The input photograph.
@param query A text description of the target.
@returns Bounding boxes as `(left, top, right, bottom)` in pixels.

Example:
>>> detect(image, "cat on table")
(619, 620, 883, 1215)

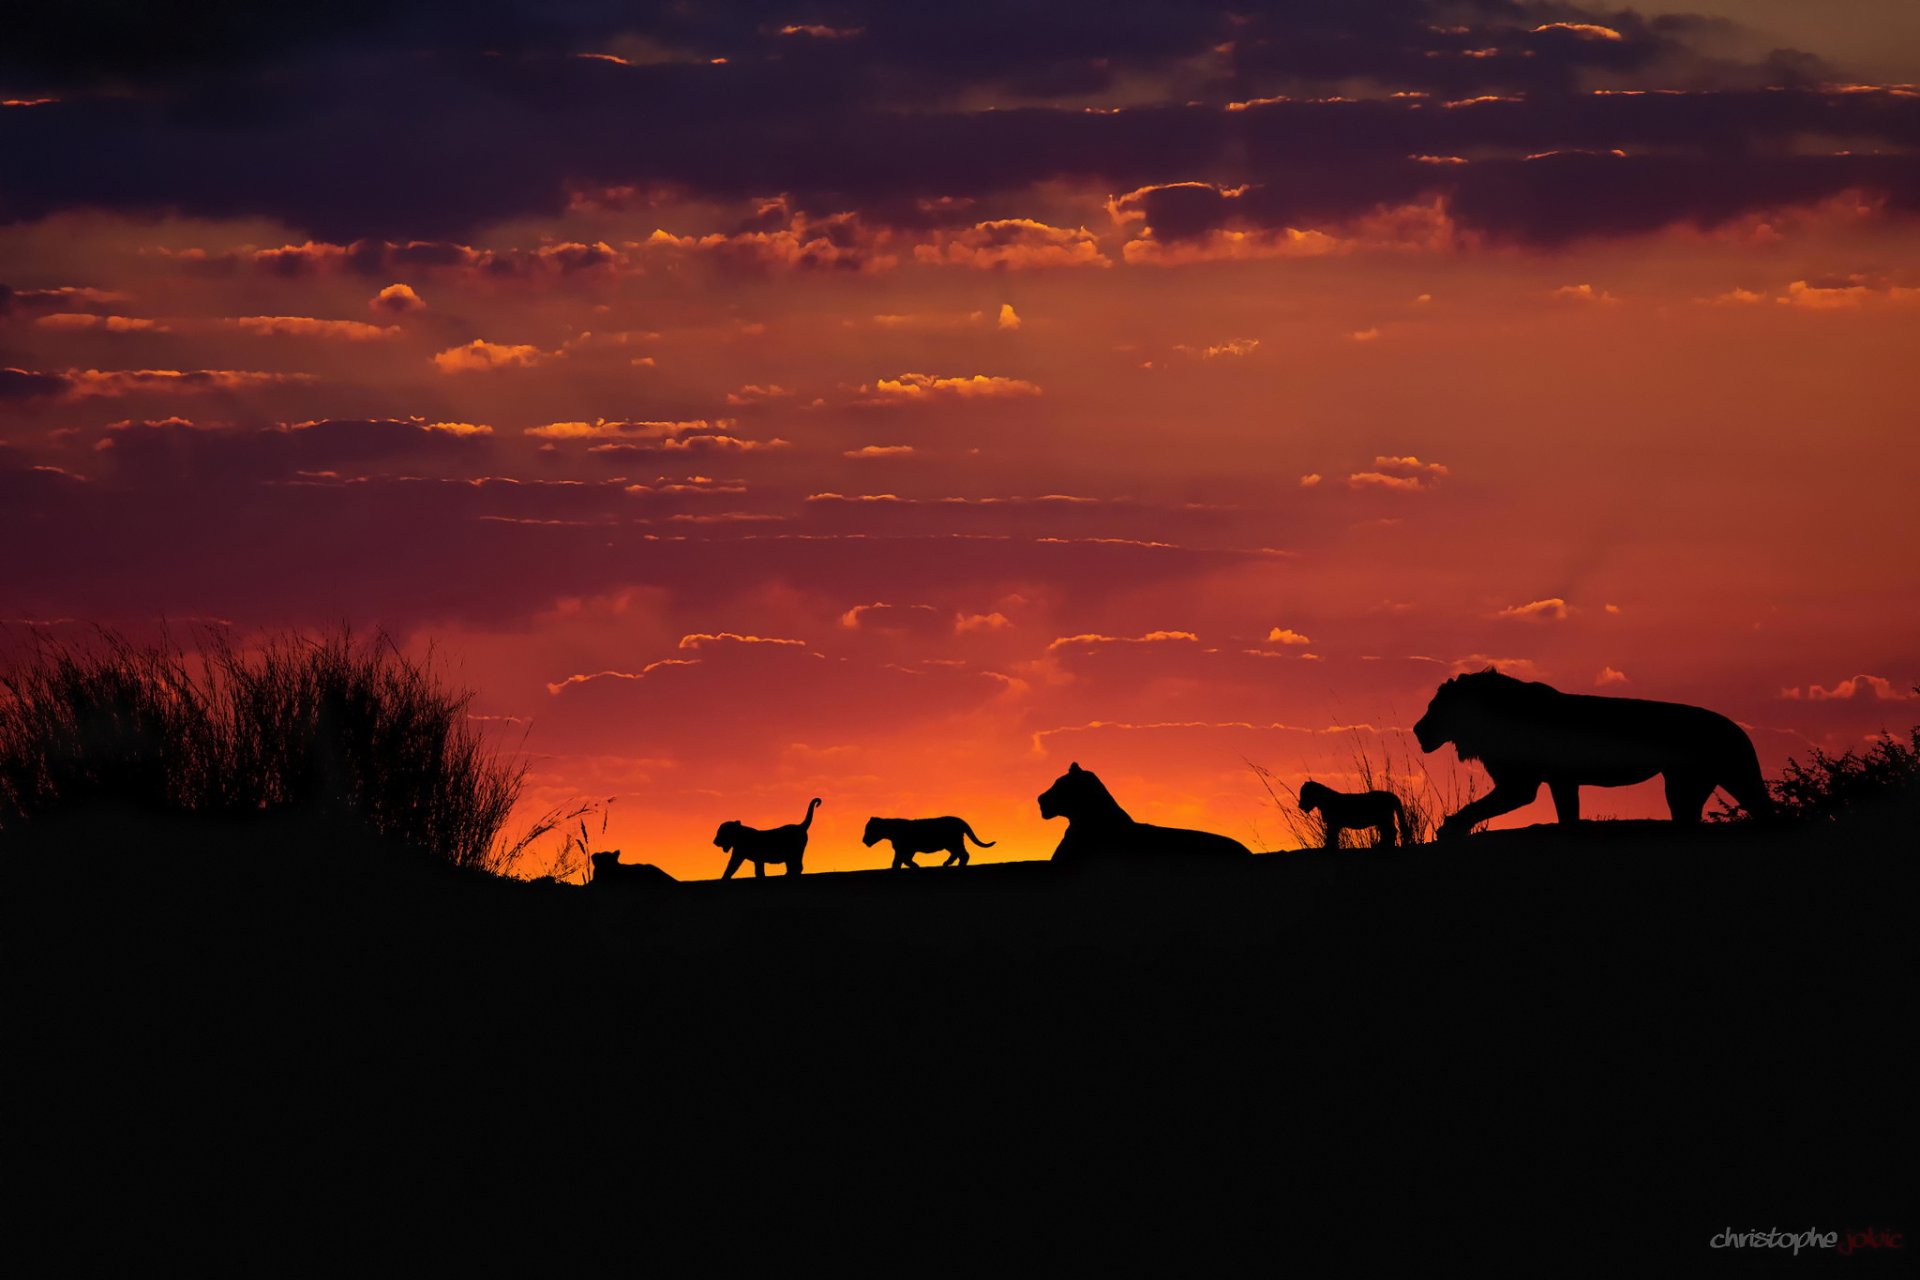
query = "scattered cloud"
(1551, 283, 1620, 304)
(1780, 675, 1915, 701)
(844, 445, 914, 458)
(724, 383, 791, 405)
(1496, 598, 1572, 622)
(432, 340, 553, 372)
(546, 659, 699, 694)
(912, 220, 1109, 270)
(228, 315, 400, 341)
(33, 313, 169, 333)
(676, 632, 807, 650)
(1176, 337, 1259, 359)
(858, 373, 1043, 404)
(370, 284, 425, 314)
(1267, 628, 1312, 646)
(1047, 630, 1199, 652)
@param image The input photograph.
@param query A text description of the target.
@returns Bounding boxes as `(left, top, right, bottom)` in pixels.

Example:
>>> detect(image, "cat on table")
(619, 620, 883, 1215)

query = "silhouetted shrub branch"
(1767, 716, 1920, 827)
(0, 627, 532, 872)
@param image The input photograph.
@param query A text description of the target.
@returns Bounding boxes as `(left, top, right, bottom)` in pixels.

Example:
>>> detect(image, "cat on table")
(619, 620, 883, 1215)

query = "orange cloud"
(1778, 279, 1920, 309)
(1176, 338, 1259, 358)
(1047, 630, 1199, 652)
(1267, 628, 1312, 645)
(1779, 675, 1915, 701)
(657, 434, 789, 452)
(646, 205, 896, 272)
(1122, 226, 1346, 266)
(433, 340, 552, 372)
(859, 373, 1043, 403)
(1496, 598, 1572, 622)
(1530, 22, 1623, 40)
(370, 284, 426, 314)
(528, 418, 724, 440)
(61, 368, 316, 398)
(844, 445, 914, 458)
(1552, 283, 1620, 304)
(724, 384, 791, 405)
(33, 314, 168, 333)
(228, 316, 401, 341)
(676, 632, 807, 650)
(1596, 667, 1629, 685)
(912, 219, 1109, 269)
(546, 658, 700, 694)
(955, 612, 1012, 633)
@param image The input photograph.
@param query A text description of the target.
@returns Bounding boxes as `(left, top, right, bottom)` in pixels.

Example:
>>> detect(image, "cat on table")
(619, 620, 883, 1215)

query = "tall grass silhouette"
(0, 626, 559, 873)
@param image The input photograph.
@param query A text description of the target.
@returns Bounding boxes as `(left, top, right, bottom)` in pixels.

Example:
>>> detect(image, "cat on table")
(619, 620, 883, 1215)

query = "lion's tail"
(1724, 735, 1775, 821)
(961, 822, 996, 848)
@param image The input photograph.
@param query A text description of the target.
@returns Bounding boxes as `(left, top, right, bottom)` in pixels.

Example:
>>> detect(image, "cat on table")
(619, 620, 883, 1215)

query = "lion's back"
(1479, 686, 1755, 772)
(879, 816, 969, 849)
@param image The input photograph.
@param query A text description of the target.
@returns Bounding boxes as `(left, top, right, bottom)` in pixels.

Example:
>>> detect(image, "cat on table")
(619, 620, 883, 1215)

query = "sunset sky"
(4, 1, 1917, 875)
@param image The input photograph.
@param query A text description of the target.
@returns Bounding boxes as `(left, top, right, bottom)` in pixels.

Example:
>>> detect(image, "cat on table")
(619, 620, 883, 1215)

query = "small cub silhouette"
(863, 816, 995, 869)
(1297, 781, 1412, 849)
(589, 851, 677, 888)
(1038, 762, 1251, 864)
(714, 797, 820, 878)
(1414, 667, 1773, 838)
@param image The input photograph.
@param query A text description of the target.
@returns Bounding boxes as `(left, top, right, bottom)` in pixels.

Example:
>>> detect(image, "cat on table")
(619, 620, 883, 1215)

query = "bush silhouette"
(0, 627, 525, 872)
(1739, 699, 1919, 829)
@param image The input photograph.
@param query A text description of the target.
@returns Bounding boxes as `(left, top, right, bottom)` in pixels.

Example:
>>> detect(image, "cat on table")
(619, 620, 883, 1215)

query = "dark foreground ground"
(2, 814, 1910, 1270)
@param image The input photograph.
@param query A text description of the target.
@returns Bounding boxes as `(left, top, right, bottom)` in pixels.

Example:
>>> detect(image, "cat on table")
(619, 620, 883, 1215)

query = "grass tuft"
(0, 625, 565, 874)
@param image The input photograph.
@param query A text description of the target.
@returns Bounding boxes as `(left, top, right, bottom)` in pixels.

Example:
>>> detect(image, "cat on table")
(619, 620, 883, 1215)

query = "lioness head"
(861, 817, 883, 846)
(712, 820, 741, 852)
(1038, 761, 1091, 820)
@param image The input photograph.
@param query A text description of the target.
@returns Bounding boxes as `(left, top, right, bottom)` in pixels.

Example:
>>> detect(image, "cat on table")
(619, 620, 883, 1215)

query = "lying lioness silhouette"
(1414, 668, 1772, 838)
(863, 816, 995, 869)
(1038, 762, 1252, 863)
(589, 851, 677, 888)
(714, 797, 820, 878)
(1298, 781, 1413, 848)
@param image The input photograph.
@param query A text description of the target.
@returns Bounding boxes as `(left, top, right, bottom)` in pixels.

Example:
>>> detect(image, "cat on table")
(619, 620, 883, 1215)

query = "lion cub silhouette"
(1297, 781, 1413, 848)
(862, 816, 995, 869)
(714, 798, 820, 878)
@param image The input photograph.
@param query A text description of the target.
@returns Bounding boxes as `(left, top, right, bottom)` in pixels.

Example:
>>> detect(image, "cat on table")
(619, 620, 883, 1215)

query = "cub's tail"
(961, 821, 996, 848)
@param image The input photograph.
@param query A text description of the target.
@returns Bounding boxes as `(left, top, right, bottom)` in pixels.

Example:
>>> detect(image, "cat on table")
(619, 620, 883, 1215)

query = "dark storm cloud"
(2, 1, 1915, 242)
(0, 367, 74, 400)
(90, 418, 493, 484)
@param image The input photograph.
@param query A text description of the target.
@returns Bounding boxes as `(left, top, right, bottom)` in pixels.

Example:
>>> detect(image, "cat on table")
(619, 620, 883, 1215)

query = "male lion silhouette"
(862, 816, 995, 869)
(1413, 668, 1771, 839)
(1038, 762, 1251, 864)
